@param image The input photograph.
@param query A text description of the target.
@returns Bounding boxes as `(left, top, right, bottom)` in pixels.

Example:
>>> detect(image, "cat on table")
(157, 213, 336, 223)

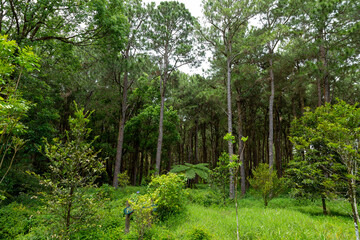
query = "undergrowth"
(0, 185, 356, 239)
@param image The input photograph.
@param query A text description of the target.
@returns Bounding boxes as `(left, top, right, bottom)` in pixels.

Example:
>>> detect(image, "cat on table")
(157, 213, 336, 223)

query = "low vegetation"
(0, 184, 357, 240)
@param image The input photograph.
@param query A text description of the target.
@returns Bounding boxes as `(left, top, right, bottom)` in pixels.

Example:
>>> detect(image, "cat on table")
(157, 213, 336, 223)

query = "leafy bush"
(187, 226, 213, 240)
(117, 171, 130, 188)
(148, 173, 186, 220)
(248, 163, 284, 207)
(0, 202, 33, 239)
(129, 193, 155, 239)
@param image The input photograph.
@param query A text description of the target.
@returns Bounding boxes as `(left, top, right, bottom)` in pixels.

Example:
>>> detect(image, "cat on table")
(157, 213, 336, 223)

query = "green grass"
(161, 203, 354, 239)
(1, 185, 357, 240)
(155, 189, 356, 240)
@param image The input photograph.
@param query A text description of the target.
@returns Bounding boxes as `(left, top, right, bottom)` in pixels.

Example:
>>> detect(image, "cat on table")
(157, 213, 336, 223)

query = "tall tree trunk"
(227, 57, 235, 199)
(236, 97, 246, 195)
(202, 123, 207, 163)
(195, 120, 199, 164)
(132, 143, 139, 186)
(179, 121, 184, 164)
(320, 42, 330, 103)
(113, 50, 129, 188)
(179, 122, 186, 164)
(214, 119, 220, 169)
(155, 44, 169, 175)
(268, 44, 275, 170)
(167, 147, 172, 172)
(275, 105, 282, 176)
(317, 78, 322, 107)
(139, 151, 144, 186)
(155, 75, 166, 175)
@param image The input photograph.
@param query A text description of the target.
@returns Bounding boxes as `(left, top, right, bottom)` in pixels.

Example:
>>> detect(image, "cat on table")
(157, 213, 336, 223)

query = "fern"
(171, 163, 210, 180)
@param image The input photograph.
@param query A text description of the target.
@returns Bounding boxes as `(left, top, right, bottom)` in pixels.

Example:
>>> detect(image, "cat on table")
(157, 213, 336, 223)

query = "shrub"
(0, 202, 33, 239)
(117, 171, 130, 188)
(248, 163, 284, 207)
(187, 226, 213, 240)
(129, 193, 155, 239)
(148, 173, 186, 220)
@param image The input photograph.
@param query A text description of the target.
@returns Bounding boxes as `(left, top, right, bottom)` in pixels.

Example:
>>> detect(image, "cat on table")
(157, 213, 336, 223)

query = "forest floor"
(0, 185, 356, 239)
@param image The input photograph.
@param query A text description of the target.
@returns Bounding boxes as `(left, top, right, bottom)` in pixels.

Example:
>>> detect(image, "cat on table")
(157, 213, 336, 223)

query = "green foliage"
(186, 188, 222, 207)
(223, 133, 235, 144)
(146, 1, 201, 70)
(0, 186, 358, 239)
(117, 171, 130, 188)
(171, 163, 210, 181)
(148, 173, 186, 220)
(210, 152, 240, 203)
(187, 226, 213, 240)
(0, 35, 40, 193)
(0, 202, 33, 239)
(289, 100, 360, 236)
(129, 193, 155, 239)
(286, 150, 342, 202)
(289, 100, 360, 195)
(37, 102, 104, 238)
(248, 163, 285, 207)
(142, 227, 175, 240)
(125, 105, 180, 155)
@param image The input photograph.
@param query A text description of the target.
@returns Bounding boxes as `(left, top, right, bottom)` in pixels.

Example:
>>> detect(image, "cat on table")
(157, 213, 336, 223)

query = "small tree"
(248, 163, 284, 207)
(129, 193, 155, 239)
(286, 144, 343, 215)
(0, 35, 39, 199)
(210, 152, 232, 204)
(38, 103, 104, 238)
(290, 100, 360, 240)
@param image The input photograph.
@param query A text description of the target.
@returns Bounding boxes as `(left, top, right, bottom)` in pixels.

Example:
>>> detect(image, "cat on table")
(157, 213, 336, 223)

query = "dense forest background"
(0, 0, 359, 199)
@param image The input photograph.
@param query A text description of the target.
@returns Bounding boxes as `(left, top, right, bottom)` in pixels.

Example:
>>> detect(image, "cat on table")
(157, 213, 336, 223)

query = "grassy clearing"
(160, 203, 354, 239)
(156, 189, 355, 240)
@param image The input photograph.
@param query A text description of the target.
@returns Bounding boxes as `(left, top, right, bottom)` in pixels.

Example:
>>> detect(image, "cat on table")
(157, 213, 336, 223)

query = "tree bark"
(202, 123, 207, 163)
(268, 44, 275, 170)
(317, 78, 322, 107)
(320, 43, 330, 103)
(155, 43, 170, 175)
(227, 57, 235, 199)
(155, 74, 166, 175)
(236, 97, 246, 195)
(132, 144, 139, 186)
(167, 147, 172, 172)
(321, 195, 328, 215)
(113, 49, 130, 188)
(139, 151, 144, 185)
(195, 120, 199, 164)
